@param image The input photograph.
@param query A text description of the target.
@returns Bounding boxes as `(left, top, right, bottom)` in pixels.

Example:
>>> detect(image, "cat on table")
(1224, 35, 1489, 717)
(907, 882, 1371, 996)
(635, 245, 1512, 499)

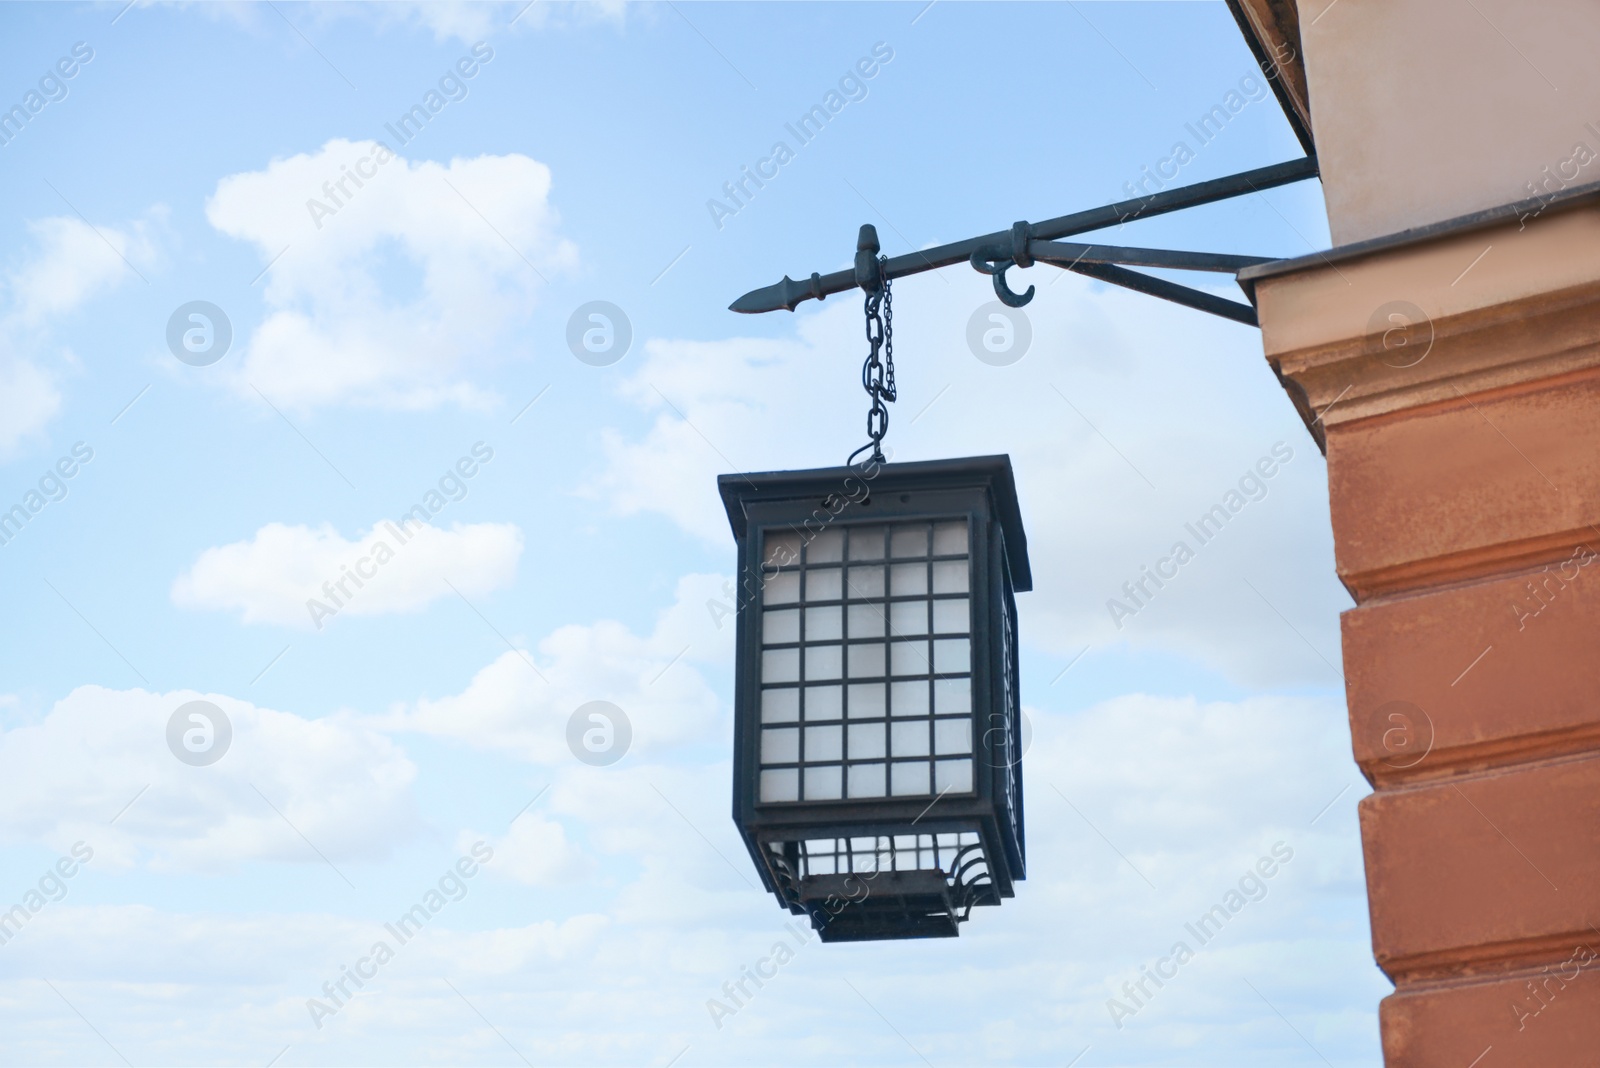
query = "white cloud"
(374, 572, 731, 762)
(6, 215, 151, 328)
(0, 355, 62, 459)
(0, 689, 1378, 1065)
(206, 139, 575, 411)
(346, 1, 629, 42)
(0, 213, 157, 456)
(159, 2, 631, 49)
(456, 815, 589, 887)
(0, 685, 417, 871)
(171, 519, 522, 629)
(1023, 691, 1362, 891)
(591, 269, 1350, 686)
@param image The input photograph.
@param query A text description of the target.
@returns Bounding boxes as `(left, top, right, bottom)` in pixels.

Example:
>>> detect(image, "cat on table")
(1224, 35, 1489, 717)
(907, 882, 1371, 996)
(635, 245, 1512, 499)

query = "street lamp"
(719, 455, 1031, 940)
(715, 151, 1319, 940)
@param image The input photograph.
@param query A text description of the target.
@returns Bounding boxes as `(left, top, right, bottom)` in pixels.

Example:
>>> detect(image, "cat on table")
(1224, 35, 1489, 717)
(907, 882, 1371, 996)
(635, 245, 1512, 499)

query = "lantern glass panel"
(847, 763, 886, 797)
(765, 533, 802, 569)
(847, 603, 885, 637)
(890, 600, 928, 635)
(848, 528, 886, 559)
(809, 529, 844, 562)
(761, 688, 798, 723)
(806, 684, 842, 719)
(762, 648, 799, 683)
(759, 768, 798, 802)
(763, 609, 800, 644)
(765, 572, 800, 604)
(806, 567, 843, 602)
(805, 606, 842, 641)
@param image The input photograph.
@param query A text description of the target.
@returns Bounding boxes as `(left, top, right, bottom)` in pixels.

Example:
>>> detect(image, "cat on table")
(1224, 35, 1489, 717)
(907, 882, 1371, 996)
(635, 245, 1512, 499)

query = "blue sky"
(0, 3, 1383, 1065)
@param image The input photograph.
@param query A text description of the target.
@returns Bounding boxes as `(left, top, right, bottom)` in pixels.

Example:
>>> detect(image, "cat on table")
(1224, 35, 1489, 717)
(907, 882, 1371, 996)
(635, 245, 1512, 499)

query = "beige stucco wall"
(1300, 0, 1600, 245)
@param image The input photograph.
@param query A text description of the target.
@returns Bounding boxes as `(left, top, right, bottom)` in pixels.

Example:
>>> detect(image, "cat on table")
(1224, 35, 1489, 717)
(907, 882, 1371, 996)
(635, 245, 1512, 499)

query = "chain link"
(849, 258, 896, 467)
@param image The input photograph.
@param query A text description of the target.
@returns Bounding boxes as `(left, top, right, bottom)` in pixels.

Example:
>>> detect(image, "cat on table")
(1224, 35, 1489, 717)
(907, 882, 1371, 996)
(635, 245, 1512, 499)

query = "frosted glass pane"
(805, 567, 842, 602)
(809, 529, 844, 563)
(890, 526, 927, 558)
(848, 723, 886, 760)
(934, 718, 972, 755)
(761, 728, 799, 763)
(763, 609, 800, 645)
(891, 720, 931, 758)
(932, 560, 968, 594)
(848, 526, 885, 559)
(805, 644, 842, 681)
(890, 563, 928, 597)
(935, 759, 973, 793)
(845, 565, 885, 599)
(761, 688, 799, 723)
(805, 725, 842, 762)
(847, 762, 887, 798)
(764, 571, 800, 605)
(931, 598, 969, 634)
(804, 684, 842, 721)
(804, 765, 842, 800)
(934, 677, 971, 714)
(847, 682, 886, 718)
(847, 642, 886, 679)
(891, 761, 930, 796)
(847, 603, 886, 638)
(762, 648, 799, 683)
(889, 599, 928, 636)
(933, 638, 971, 675)
(764, 533, 802, 569)
(891, 640, 930, 677)
(760, 768, 798, 802)
(932, 521, 967, 555)
(805, 605, 842, 642)
(891, 679, 929, 717)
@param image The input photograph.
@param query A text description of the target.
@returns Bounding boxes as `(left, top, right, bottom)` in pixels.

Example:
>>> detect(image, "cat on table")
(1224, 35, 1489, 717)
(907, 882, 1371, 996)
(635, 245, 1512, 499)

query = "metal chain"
(883, 270, 895, 400)
(849, 258, 896, 467)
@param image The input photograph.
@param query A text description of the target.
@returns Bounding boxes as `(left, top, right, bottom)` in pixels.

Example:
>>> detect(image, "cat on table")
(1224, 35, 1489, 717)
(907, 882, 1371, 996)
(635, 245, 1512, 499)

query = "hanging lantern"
(718, 455, 1031, 940)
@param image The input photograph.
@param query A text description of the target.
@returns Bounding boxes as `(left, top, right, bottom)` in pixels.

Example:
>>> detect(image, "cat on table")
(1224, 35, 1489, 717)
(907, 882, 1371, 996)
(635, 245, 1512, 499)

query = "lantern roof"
(717, 455, 1032, 593)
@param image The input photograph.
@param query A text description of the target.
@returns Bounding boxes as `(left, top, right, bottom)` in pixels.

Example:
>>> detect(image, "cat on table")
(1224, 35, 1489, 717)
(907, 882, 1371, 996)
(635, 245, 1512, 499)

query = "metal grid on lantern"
(755, 519, 976, 806)
(720, 456, 1030, 941)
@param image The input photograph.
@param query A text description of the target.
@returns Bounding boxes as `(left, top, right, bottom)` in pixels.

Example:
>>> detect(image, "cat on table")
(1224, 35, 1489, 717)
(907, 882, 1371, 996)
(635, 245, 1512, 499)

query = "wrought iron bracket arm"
(729, 155, 1317, 320)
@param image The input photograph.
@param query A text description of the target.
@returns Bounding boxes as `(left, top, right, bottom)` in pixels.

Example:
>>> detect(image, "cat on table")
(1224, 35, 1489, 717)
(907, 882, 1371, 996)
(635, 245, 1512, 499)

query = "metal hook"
(969, 244, 1035, 308)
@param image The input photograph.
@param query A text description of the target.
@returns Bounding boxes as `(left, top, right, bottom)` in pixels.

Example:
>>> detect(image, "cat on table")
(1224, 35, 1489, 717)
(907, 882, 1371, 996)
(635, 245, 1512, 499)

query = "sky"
(0, 2, 1385, 1065)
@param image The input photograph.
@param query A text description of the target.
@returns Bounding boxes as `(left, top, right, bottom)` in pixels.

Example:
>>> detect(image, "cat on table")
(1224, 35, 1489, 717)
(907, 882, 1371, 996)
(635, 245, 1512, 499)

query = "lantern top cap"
(717, 454, 1031, 592)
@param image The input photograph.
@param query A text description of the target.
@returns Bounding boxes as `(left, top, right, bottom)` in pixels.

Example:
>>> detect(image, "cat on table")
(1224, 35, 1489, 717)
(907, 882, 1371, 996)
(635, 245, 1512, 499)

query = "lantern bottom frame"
(753, 814, 1008, 942)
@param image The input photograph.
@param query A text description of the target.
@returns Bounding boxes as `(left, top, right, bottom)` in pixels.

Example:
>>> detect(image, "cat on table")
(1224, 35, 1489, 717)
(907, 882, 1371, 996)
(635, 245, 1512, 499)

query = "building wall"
(1253, 166, 1600, 1068)
(1300, 0, 1600, 244)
